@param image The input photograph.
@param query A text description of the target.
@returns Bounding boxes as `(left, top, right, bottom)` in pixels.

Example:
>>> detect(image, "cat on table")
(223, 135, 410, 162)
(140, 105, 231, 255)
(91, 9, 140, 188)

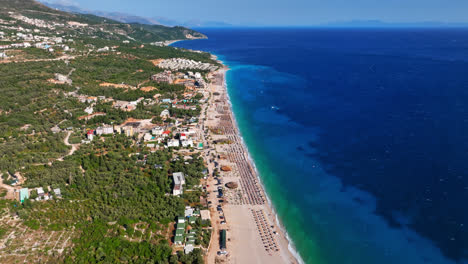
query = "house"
(103, 126, 114, 134)
(37, 187, 45, 197)
(97, 46, 109, 52)
(86, 97, 98, 103)
(160, 109, 170, 118)
(167, 139, 180, 148)
(162, 130, 171, 137)
(122, 126, 134, 137)
(173, 184, 182, 196)
(184, 207, 194, 217)
(95, 126, 113, 135)
(87, 130, 94, 140)
(184, 244, 194, 254)
(172, 172, 186, 196)
(200, 210, 211, 221)
(181, 139, 194, 148)
(152, 127, 164, 136)
(151, 70, 173, 84)
(54, 73, 72, 85)
(143, 133, 153, 141)
(180, 133, 187, 140)
(84, 106, 93, 114)
(53, 188, 61, 198)
(114, 125, 122, 134)
(0, 52, 7, 59)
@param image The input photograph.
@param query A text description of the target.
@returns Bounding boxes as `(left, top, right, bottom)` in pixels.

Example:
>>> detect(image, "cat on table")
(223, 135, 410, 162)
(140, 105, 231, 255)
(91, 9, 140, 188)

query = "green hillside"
(0, 0, 206, 42)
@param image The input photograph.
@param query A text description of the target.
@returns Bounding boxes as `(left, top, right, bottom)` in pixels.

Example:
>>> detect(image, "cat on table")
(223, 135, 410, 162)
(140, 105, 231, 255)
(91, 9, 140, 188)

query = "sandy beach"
(200, 64, 298, 264)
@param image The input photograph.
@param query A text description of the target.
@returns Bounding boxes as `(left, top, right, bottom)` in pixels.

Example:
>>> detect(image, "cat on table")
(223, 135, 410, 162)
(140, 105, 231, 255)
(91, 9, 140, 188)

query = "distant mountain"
(43, 2, 163, 25)
(322, 20, 468, 28)
(41, 1, 234, 28)
(180, 20, 234, 28)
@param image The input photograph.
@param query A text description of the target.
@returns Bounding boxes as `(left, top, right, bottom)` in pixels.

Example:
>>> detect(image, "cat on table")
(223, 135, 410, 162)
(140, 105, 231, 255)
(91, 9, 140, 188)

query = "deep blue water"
(173, 28, 468, 264)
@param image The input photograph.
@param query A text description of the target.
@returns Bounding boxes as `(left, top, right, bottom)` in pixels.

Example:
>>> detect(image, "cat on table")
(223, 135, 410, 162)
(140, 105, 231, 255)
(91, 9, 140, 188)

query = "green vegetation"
(64, 221, 173, 263)
(0, 0, 206, 43)
(0, 1, 215, 262)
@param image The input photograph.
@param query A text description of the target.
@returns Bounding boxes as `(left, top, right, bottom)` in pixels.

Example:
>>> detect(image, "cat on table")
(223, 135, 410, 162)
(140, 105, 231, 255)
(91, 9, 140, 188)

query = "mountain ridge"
(42, 1, 234, 28)
(0, 0, 206, 42)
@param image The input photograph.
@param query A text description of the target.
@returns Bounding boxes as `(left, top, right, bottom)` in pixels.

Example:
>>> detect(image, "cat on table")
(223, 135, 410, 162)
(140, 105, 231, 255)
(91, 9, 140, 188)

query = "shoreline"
(202, 57, 300, 264)
(221, 64, 304, 264)
(166, 37, 207, 47)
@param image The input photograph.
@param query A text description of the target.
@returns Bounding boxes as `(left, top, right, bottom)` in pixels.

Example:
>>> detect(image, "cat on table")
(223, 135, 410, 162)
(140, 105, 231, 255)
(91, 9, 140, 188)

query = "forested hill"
(0, 0, 216, 263)
(0, 0, 206, 42)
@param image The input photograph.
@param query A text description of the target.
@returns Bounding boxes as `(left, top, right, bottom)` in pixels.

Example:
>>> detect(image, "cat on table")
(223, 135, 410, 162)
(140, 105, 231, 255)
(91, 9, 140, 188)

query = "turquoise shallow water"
(174, 28, 468, 264)
(224, 66, 322, 263)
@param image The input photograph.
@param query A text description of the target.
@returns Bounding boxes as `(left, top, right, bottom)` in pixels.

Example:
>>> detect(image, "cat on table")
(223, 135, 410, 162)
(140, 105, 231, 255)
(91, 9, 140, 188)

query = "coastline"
(166, 37, 208, 47)
(222, 64, 304, 264)
(202, 57, 300, 264)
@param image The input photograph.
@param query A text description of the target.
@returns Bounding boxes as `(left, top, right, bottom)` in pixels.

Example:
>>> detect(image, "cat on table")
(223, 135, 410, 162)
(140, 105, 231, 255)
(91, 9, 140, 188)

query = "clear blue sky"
(44, 0, 468, 26)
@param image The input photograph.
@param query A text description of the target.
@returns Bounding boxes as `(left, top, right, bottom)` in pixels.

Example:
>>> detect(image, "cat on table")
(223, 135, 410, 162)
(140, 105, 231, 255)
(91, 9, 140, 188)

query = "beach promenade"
(202, 66, 298, 264)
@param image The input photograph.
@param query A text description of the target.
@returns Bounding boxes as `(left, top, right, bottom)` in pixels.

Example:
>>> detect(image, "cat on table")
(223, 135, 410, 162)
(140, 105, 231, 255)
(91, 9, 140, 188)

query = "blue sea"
(173, 28, 468, 264)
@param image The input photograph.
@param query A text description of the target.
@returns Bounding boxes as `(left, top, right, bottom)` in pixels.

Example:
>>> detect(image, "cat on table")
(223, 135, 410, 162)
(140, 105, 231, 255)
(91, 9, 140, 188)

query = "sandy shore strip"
(201, 63, 299, 264)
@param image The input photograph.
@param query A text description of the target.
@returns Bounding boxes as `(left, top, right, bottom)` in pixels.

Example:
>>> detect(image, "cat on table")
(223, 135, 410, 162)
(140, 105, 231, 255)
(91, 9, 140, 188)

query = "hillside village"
(0, 0, 227, 263)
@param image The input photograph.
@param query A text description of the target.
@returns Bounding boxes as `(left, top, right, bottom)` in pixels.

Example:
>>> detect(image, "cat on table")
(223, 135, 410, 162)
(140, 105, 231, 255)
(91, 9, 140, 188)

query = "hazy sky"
(44, 0, 468, 26)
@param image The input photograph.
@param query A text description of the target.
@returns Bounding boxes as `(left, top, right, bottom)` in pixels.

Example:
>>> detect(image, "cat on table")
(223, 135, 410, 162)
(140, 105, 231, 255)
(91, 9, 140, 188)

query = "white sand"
(201, 66, 298, 264)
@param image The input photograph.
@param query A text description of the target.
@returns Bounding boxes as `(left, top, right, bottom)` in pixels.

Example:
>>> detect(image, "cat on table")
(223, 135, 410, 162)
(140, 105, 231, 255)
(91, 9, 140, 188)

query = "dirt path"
(57, 131, 79, 161)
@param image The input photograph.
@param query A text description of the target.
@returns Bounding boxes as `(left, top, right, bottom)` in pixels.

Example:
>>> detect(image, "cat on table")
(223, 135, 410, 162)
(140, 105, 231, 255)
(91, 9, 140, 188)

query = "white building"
(97, 46, 109, 52)
(167, 139, 180, 148)
(54, 73, 72, 85)
(53, 188, 61, 197)
(184, 244, 194, 254)
(87, 130, 94, 140)
(103, 126, 114, 134)
(160, 109, 170, 118)
(84, 106, 93, 114)
(200, 210, 211, 221)
(143, 133, 153, 141)
(181, 139, 194, 148)
(37, 187, 45, 197)
(95, 126, 113, 135)
(185, 207, 194, 217)
(151, 127, 164, 136)
(172, 172, 186, 196)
